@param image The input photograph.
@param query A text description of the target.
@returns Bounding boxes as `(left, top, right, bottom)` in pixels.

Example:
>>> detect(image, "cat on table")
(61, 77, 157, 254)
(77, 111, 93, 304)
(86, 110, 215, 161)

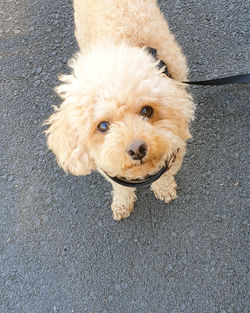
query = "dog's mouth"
(103, 151, 178, 187)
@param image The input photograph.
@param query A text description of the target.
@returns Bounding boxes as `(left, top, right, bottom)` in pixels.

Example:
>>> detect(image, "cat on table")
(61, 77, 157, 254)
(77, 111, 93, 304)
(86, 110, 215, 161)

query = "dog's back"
(73, 0, 188, 81)
(74, 0, 167, 50)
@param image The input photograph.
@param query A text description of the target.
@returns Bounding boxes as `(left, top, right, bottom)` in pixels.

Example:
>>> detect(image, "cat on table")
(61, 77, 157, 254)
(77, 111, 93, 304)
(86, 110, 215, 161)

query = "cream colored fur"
(45, 0, 195, 220)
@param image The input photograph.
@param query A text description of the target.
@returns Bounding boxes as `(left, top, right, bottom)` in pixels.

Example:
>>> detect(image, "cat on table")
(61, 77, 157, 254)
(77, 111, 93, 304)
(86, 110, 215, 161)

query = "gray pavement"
(0, 0, 249, 312)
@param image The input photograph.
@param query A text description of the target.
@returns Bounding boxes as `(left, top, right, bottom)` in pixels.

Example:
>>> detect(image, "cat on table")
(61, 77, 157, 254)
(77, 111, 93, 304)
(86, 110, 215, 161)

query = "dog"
(45, 0, 195, 221)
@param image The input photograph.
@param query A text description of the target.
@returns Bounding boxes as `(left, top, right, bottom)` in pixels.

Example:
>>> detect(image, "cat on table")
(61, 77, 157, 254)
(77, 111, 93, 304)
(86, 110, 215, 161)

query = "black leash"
(183, 73, 250, 86)
(146, 47, 250, 86)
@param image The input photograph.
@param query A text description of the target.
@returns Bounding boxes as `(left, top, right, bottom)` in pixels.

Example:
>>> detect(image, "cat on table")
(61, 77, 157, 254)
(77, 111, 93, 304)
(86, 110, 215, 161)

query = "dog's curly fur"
(45, 0, 195, 221)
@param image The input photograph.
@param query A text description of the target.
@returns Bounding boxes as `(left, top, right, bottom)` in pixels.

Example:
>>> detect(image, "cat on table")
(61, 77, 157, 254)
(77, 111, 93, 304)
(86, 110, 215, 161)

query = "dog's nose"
(127, 140, 147, 160)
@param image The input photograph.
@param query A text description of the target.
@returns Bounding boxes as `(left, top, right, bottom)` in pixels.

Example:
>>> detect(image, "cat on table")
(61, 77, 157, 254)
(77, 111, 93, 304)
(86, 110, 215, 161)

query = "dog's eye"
(98, 121, 110, 133)
(140, 106, 154, 118)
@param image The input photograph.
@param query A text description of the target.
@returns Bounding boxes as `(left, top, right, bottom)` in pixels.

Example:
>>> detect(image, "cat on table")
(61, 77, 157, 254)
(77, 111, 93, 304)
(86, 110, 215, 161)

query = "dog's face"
(45, 43, 194, 180)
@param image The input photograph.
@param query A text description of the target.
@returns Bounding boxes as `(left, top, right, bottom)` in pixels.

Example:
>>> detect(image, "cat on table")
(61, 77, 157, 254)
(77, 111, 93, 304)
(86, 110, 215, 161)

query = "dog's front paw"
(153, 186, 177, 203)
(151, 178, 177, 203)
(112, 205, 134, 221)
(111, 185, 136, 221)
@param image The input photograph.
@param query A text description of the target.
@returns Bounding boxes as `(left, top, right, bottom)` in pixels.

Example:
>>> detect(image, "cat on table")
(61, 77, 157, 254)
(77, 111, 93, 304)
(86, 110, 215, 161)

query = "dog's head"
(45, 43, 195, 180)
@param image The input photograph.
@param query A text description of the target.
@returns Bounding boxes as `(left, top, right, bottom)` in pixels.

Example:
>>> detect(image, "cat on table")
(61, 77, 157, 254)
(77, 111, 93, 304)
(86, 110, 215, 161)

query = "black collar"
(105, 162, 169, 187)
(104, 152, 177, 188)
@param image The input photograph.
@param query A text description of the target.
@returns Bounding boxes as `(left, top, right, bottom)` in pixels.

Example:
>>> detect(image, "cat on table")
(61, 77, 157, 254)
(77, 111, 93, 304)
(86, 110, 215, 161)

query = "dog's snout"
(127, 140, 147, 160)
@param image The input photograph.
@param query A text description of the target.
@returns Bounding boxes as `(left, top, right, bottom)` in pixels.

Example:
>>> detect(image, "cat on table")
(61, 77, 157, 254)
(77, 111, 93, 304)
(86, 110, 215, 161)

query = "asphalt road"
(1, 0, 249, 312)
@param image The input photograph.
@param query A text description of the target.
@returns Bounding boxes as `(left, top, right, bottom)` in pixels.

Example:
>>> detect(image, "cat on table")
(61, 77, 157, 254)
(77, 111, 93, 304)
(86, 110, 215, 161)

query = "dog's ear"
(173, 83, 195, 141)
(44, 75, 95, 176)
(161, 82, 195, 142)
(176, 115, 192, 141)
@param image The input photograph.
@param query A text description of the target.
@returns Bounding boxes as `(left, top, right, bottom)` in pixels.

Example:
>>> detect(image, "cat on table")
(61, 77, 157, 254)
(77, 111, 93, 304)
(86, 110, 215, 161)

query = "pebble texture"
(0, 0, 249, 312)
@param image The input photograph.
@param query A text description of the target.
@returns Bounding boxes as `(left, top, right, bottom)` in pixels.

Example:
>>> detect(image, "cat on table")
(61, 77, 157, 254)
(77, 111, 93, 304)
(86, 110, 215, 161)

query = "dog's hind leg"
(111, 183, 137, 221)
(142, 13, 188, 81)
